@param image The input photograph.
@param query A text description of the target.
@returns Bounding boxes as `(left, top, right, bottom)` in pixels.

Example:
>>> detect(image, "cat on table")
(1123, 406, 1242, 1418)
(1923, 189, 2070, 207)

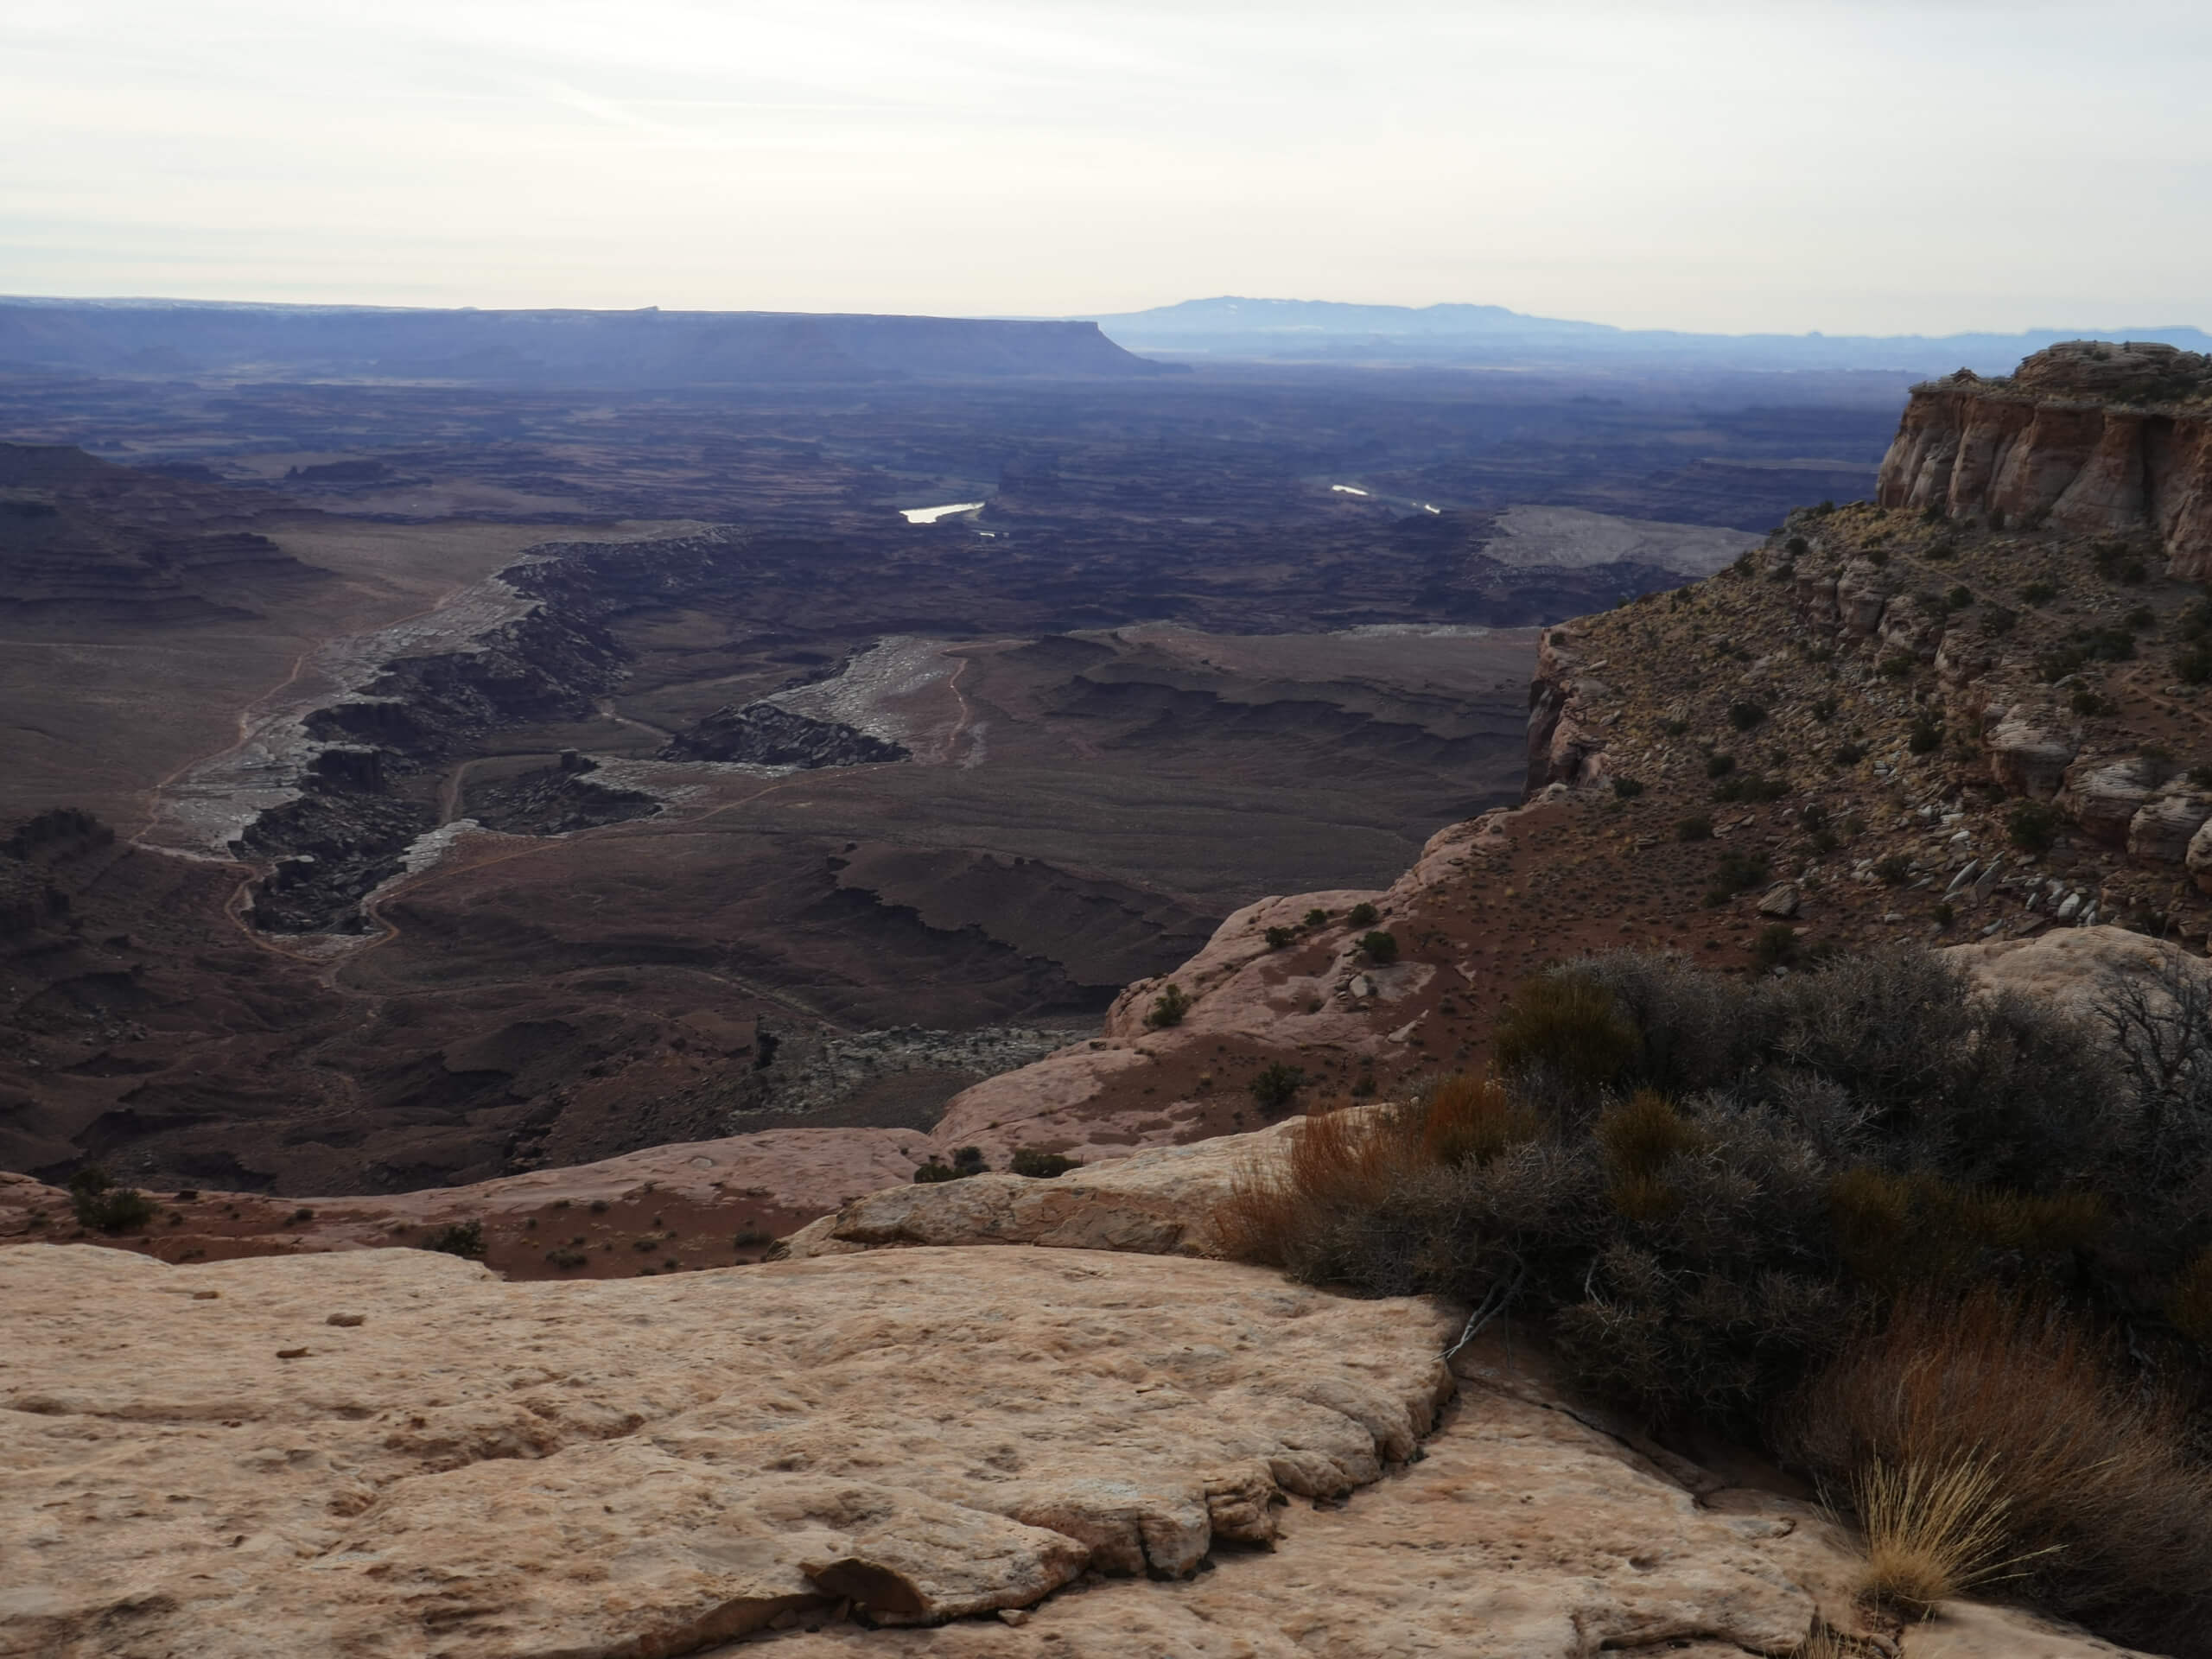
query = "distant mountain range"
(0, 297, 1160, 385)
(1081, 296, 2212, 376)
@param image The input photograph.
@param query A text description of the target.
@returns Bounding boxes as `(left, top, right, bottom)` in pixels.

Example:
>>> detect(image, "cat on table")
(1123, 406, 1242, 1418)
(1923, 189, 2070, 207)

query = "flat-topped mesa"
(1877, 340, 2212, 578)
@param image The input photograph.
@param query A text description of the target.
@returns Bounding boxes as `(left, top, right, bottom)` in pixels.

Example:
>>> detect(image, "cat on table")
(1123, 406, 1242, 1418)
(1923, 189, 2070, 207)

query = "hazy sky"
(4, 0, 2207, 334)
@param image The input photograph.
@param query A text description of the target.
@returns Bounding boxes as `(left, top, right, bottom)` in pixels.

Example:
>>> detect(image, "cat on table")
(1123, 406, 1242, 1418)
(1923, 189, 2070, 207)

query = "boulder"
(1834, 558, 1893, 637)
(2127, 780, 2212, 864)
(2190, 817, 2212, 894)
(1877, 591, 1943, 659)
(1985, 702, 2079, 799)
(1945, 924, 2212, 1020)
(2059, 754, 2163, 847)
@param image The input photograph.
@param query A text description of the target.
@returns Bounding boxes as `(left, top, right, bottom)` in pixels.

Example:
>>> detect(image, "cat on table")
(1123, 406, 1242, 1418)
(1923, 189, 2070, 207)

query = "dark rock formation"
(238, 793, 435, 933)
(1878, 341, 2212, 578)
(463, 754, 659, 836)
(661, 702, 910, 768)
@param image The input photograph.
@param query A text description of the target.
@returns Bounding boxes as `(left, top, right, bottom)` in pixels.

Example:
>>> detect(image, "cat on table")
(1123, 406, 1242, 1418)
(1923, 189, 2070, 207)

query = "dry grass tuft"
(1216, 1101, 1417, 1267)
(1853, 1456, 2015, 1613)
(1421, 1072, 1536, 1166)
(1792, 1293, 2212, 1649)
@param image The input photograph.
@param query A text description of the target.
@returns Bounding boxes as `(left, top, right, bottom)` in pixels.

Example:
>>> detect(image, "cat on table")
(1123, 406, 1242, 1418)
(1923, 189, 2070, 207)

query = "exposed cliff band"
(1877, 340, 2212, 578)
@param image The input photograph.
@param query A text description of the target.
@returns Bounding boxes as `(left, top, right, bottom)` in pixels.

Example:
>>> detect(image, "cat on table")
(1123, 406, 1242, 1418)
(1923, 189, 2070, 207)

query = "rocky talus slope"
(1, 1122, 2146, 1658)
(1878, 340, 2212, 578)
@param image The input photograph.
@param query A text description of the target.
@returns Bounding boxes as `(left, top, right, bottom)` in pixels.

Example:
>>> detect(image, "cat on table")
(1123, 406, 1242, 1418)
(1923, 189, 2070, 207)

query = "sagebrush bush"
(1224, 945, 2212, 1645)
(68, 1167, 156, 1235)
(1147, 982, 1193, 1027)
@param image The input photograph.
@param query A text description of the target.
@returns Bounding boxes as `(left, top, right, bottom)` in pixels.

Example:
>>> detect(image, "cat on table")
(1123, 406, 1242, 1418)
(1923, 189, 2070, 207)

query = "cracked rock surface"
(0, 1243, 1449, 1657)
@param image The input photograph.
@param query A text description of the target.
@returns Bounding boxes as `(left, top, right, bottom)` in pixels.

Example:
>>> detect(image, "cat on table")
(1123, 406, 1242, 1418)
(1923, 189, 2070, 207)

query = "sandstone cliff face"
(1878, 341, 2212, 578)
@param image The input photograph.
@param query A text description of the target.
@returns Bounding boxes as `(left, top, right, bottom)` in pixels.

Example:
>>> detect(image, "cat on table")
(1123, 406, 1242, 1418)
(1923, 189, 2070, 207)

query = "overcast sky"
(3, 0, 2206, 334)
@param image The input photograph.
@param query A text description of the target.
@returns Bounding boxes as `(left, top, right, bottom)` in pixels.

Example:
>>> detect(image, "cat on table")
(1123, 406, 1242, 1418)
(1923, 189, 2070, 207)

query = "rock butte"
(1878, 340, 2212, 579)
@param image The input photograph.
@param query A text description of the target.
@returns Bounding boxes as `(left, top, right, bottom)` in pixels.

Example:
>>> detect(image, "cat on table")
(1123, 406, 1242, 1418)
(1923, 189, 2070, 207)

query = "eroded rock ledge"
(1878, 340, 2212, 578)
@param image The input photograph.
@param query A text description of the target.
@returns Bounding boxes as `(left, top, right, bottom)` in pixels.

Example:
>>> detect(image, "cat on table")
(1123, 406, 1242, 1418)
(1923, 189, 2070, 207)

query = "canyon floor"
(0, 359, 1893, 1195)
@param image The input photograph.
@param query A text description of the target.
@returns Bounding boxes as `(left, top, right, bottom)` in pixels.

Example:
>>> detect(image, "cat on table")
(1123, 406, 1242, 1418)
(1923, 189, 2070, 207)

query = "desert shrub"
(1728, 701, 1767, 732)
(1878, 652, 1916, 680)
(543, 1248, 588, 1269)
(1711, 773, 1789, 804)
(1872, 853, 1911, 885)
(2070, 686, 2118, 716)
(1705, 753, 1736, 779)
(1943, 583, 1974, 611)
(2022, 579, 2056, 604)
(1611, 776, 1643, 799)
(425, 1220, 485, 1259)
(1359, 930, 1399, 964)
(1345, 902, 1379, 928)
(1980, 603, 2017, 635)
(1227, 948, 2158, 1436)
(1675, 814, 1713, 842)
(1706, 849, 1770, 905)
(1751, 923, 1800, 969)
(1491, 970, 1637, 1092)
(1908, 715, 1942, 753)
(1830, 741, 1865, 766)
(916, 1147, 989, 1183)
(1147, 982, 1193, 1027)
(2170, 1248, 2212, 1345)
(1009, 1147, 1080, 1179)
(67, 1167, 156, 1235)
(1263, 925, 1293, 950)
(2007, 800, 2063, 854)
(1249, 1061, 1306, 1115)
(1790, 1295, 2212, 1651)
(2176, 641, 2212, 685)
(1303, 906, 1329, 927)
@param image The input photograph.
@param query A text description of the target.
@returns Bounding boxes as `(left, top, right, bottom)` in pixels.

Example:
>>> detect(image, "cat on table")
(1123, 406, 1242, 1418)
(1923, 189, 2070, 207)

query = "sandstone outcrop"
(2127, 779, 2212, 865)
(1878, 341, 2212, 578)
(2059, 755, 2163, 846)
(775, 1122, 1294, 1261)
(0, 1242, 1452, 1655)
(3, 1174, 2151, 1659)
(1522, 626, 1609, 792)
(1984, 701, 2080, 799)
(1945, 922, 2212, 1018)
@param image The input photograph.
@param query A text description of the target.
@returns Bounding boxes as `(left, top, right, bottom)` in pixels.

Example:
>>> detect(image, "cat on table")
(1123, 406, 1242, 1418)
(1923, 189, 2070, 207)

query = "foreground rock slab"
(0, 1243, 1450, 1657)
(735, 1338, 2149, 1659)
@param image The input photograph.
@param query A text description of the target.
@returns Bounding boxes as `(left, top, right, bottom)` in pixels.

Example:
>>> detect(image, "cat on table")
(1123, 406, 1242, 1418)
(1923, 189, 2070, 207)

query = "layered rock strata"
(1878, 340, 2212, 578)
